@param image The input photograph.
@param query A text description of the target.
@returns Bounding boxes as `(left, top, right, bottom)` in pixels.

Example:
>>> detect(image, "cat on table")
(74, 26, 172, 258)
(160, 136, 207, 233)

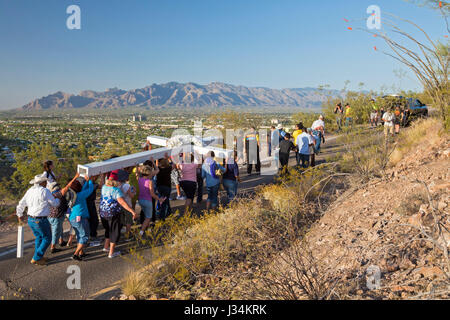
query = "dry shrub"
(251, 240, 347, 300)
(122, 270, 152, 299)
(122, 164, 338, 299)
(339, 128, 395, 183)
(390, 117, 443, 165)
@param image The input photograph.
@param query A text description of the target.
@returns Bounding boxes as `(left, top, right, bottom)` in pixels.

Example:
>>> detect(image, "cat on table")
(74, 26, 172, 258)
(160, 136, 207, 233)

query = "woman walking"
(177, 153, 199, 212)
(222, 153, 241, 205)
(138, 166, 166, 236)
(43, 160, 61, 188)
(99, 170, 137, 258)
(68, 174, 94, 261)
(202, 151, 225, 211)
(47, 177, 79, 253)
(156, 157, 173, 220)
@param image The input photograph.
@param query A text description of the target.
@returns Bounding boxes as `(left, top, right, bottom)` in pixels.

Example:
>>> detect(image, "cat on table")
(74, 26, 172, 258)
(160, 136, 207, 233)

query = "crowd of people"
(269, 115, 325, 173)
(15, 112, 335, 266)
(15, 151, 243, 265)
(334, 99, 412, 137)
(17, 100, 413, 266)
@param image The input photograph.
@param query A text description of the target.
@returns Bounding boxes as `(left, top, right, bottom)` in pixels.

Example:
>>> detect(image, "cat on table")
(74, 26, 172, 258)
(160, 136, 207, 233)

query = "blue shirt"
(99, 185, 124, 219)
(296, 132, 314, 155)
(69, 180, 94, 220)
(202, 159, 225, 187)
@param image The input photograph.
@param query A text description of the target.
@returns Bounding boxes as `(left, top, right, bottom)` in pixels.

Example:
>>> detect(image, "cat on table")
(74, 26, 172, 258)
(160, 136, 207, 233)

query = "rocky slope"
(21, 82, 340, 110)
(281, 130, 450, 299)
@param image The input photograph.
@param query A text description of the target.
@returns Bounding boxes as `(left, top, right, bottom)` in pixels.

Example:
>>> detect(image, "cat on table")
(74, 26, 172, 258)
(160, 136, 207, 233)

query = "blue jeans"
(345, 117, 353, 127)
(139, 199, 153, 219)
(69, 217, 89, 245)
(48, 216, 65, 245)
(312, 131, 321, 153)
(156, 185, 171, 220)
(28, 217, 52, 261)
(206, 184, 220, 208)
(222, 179, 238, 204)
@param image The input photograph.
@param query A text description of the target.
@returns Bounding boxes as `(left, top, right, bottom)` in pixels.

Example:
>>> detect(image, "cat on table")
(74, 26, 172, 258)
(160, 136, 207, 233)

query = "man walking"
(382, 108, 395, 138)
(16, 174, 60, 265)
(311, 115, 325, 152)
(296, 127, 314, 169)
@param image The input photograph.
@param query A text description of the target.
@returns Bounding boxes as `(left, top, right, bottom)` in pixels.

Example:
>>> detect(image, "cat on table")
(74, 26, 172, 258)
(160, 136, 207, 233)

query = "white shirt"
(311, 119, 325, 131)
(296, 132, 314, 155)
(42, 171, 56, 188)
(16, 185, 60, 218)
(120, 183, 133, 208)
(382, 112, 395, 127)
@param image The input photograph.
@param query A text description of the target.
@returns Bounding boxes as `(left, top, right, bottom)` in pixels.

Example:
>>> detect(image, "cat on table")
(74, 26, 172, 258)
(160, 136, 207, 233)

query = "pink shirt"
(138, 178, 152, 201)
(179, 163, 198, 182)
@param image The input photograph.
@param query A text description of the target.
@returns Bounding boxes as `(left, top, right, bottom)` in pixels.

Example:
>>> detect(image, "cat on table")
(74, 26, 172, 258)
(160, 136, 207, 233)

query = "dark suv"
(405, 98, 428, 120)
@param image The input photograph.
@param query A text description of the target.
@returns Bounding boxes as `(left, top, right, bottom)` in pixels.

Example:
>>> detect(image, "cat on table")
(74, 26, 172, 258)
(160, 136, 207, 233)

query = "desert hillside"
(271, 119, 449, 299)
(118, 118, 449, 300)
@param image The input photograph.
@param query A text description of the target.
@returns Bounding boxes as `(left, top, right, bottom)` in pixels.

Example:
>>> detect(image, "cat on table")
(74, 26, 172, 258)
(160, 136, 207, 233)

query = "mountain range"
(21, 82, 340, 110)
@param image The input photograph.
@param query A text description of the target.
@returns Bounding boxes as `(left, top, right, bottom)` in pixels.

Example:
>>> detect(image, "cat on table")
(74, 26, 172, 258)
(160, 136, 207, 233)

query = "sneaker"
(30, 258, 47, 266)
(108, 251, 121, 258)
(102, 248, 109, 253)
(177, 195, 186, 200)
(89, 241, 101, 247)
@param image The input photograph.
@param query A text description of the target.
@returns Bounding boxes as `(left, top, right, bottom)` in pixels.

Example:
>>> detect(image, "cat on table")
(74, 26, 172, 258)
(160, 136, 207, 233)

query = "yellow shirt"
(345, 107, 353, 117)
(292, 130, 302, 146)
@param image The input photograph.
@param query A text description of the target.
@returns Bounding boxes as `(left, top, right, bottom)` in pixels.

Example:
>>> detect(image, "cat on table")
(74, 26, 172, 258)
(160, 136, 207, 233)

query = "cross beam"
(147, 135, 233, 159)
(77, 135, 234, 177)
(77, 147, 171, 176)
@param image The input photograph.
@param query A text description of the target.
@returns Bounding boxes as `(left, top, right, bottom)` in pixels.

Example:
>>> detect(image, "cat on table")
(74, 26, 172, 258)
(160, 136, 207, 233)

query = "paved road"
(0, 135, 339, 300)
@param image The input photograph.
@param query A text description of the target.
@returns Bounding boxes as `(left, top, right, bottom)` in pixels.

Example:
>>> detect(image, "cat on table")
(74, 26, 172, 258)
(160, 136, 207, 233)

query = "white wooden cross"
(146, 135, 234, 160)
(77, 135, 234, 176)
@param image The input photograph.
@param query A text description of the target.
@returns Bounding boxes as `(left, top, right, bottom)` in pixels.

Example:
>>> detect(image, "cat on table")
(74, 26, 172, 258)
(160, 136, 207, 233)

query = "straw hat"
(29, 174, 48, 185)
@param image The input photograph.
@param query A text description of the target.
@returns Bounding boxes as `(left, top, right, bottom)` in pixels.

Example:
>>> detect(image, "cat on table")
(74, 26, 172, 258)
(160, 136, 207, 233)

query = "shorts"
(138, 199, 153, 219)
(206, 184, 220, 207)
(180, 180, 197, 200)
(171, 169, 180, 186)
(69, 217, 89, 245)
(370, 112, 378, 120)
(120, 210, 134, 225)
(101, 215, 121, 244)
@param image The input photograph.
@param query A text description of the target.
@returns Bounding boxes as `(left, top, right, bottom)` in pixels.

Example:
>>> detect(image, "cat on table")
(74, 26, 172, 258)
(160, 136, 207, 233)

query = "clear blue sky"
(0, 0, 446, 109)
